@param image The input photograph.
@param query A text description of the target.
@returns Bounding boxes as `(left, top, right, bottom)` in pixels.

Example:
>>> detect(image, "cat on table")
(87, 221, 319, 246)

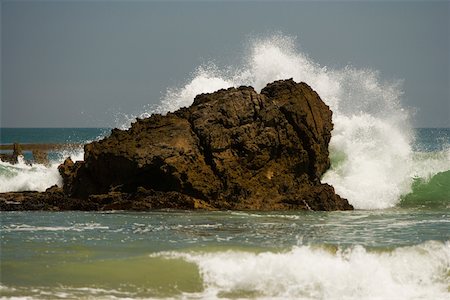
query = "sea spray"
(323, 114, 413, 209)
(0, 158, 62, 193)
(135, 34, 449, 209)
(0, 128, 110, 193)
(0, 149, 84, 193)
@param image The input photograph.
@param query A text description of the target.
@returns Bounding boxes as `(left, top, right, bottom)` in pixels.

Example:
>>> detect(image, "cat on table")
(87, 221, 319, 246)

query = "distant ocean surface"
(1, 36, 450, 299)
(0, 127, 110, 144)
(0, 127, 110, 170)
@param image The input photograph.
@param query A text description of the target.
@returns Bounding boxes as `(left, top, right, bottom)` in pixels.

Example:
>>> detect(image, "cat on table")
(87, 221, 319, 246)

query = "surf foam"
(0, 150, 84, 193)
(156, 241, 450, 300)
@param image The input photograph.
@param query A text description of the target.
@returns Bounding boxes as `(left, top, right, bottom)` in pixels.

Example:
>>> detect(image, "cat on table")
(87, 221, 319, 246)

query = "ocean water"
(1, 35, 450, 299)
(0, 128, 107, 193)
(1, 210, 449, 299)
(0, 128, 110, 145)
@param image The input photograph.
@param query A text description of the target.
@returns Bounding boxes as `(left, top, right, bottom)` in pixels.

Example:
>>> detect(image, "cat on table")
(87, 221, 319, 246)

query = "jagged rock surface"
(58, 79, 352, 211)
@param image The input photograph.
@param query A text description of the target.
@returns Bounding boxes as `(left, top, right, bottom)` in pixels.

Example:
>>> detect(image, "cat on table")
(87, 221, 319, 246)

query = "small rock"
(32, 149, 49, 166)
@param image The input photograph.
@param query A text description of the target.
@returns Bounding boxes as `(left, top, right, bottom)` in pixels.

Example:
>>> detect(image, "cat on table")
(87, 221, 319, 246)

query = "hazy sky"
(1, 0, 449, 128)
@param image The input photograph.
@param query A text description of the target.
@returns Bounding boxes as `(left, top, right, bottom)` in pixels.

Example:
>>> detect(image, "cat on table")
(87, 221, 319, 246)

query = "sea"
(1, 35, 450, 299)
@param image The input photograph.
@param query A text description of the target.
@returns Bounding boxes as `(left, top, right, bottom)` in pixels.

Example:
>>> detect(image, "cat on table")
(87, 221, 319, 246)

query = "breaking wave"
(154, 241, 450, 300)
(401, 169, 450, 209)
(2, 241, 448, 299)
(136, 34, 449, 209)
(0, 130, 108, 193)
(0, 149, 84, 193)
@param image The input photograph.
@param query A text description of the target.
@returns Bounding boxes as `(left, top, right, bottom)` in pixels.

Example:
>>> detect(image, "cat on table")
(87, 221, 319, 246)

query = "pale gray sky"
(1, 0, 449, 128)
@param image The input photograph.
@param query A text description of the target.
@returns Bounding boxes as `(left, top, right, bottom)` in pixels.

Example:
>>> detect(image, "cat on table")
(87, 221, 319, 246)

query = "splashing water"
(134, 34, 449, 209)
(0, 148, 85, 193)
(155, 241, 450, 300)
(0, 157, 62, 193)
(0, 129, 109, 193)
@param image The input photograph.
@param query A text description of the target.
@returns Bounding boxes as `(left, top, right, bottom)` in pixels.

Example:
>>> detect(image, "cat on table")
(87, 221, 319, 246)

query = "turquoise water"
(0, 128, 449, 299)
(0, 128, 110, 145)
(413, 128, 450, 152)
(0, 128, 110, 162)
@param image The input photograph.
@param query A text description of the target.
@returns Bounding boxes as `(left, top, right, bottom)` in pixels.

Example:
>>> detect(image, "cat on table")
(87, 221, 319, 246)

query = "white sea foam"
(1, 223, 109, 232)
(410, 148, 450, 180)
(156, 241, 450, 300)
(135, 34, 449, 209)
(0, 158, 62, 193)
(0, 150, 84, 193)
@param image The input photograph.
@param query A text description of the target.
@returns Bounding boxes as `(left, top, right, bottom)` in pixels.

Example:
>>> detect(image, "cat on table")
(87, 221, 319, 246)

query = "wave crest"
(0, 149, 84, 193)
(155, 241, 450, 299)
(137, 34, 448, 209)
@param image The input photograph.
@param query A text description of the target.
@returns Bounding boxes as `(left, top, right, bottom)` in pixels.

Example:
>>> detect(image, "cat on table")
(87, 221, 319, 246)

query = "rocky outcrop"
(0, 186, 211, 211)
(0, 143, 23, 164)
(56, 79, 352, 211)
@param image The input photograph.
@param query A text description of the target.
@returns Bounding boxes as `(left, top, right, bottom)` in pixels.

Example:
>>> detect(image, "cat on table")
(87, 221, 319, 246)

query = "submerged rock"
(0, 144, 50, 166)
(32, 149, 50, 166)
(56, 79, 352, 211)
(0, 143, 23, 164)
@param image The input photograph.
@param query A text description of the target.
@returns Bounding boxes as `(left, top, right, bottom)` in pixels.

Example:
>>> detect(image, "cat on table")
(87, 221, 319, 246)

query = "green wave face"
(400, 170, 450, 208)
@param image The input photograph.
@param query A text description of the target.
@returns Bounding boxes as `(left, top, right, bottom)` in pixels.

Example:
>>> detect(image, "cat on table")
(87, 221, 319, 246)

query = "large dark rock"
(58, 79, 352, 211)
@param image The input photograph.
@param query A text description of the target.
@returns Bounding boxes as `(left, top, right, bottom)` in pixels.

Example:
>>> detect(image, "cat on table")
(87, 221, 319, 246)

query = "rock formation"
(0, 143, 23, 164)
(0, 144, 50, 166)
(32, 149, 50, 166)
(52, 79, 351, 211)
